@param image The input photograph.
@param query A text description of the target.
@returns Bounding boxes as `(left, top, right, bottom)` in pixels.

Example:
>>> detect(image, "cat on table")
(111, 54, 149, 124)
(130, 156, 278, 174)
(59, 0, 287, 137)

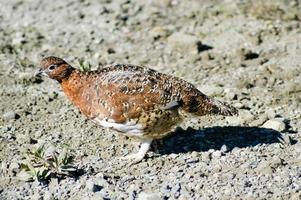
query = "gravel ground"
(1, 0, 301, 199)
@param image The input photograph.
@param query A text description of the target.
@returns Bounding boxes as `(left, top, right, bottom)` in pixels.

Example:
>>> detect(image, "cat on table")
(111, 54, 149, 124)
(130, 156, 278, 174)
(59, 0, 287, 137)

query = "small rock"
(289, 155, 301, 167)
(43, 191, 52, 200)
(280, 134, 292, 145)
(226, 115, 240, 126)
(2, 111, 20, 121)
(284, 81, 301, 95)
(224, 187, 232, 195)
(18, 72, 33, 81)
(250, 114, 268, 126)
(9, 162, 19, 173)
(295, 142, 301, 153)
(151, 0, 171, 7)
(265, 109, 277, 119)
(86, 180, 94, 191)
(198, 85, 224, 97)
(44, 145, 57, 157)
(86, 180, 102, 192)
(150, 26, 168, 39)
(12, 32, 26, 45)
(167, 32, 200, 54)
(254, 161, 273, 174)
(92, 184, 103, 192)
(17, 170, 33, 181)
(291, 191, 301, 200)
(262, 118, 286, 132)
(212, 164, 222, 173)
(231, 147, 241, 156)
(225, 91, 238, 100)
(242, 49, 259, 60)
(220, 144, 228, 153)
(233, 102, 244, 109)
(240, 109, 254, 123)
(138, 192, 161, 200)
(211, 151, 222, 159)
(186, 157, 199, 164)
(15, 133, 30, 144)
(201, 152, 211, 161)
(49, 178, 59, 194)
(190, 151, 199, 158)
(169, 153, 178, 159)
(227, 109, 254, 125)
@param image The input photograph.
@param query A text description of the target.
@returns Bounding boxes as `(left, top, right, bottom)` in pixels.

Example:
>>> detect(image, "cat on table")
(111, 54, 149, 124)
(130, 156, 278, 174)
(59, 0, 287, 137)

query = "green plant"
(77, 58, 92, 72)
(18, 144, 78, 182)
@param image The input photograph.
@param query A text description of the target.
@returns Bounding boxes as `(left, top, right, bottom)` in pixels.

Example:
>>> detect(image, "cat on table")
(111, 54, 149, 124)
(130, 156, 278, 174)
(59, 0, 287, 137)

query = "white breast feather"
(94, 118, 144, 136)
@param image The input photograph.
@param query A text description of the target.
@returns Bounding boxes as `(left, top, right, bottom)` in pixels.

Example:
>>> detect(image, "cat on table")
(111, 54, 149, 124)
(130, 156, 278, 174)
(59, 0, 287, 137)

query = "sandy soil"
(1, 0, 301, 199)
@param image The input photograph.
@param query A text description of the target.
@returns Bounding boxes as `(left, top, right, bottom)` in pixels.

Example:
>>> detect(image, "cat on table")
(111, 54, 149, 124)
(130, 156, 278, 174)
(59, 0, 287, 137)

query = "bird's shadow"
(153, 126, 292, 155)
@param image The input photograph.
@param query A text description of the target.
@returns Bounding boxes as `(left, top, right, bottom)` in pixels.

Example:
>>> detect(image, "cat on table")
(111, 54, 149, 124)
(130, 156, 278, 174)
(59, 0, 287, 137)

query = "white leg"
(121, 138, 153, 164)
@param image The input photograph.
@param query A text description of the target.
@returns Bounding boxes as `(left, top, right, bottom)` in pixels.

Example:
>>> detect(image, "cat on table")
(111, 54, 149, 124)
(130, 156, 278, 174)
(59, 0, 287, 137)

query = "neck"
(60, 70, 86, 103)
(57, 66, 75, 83)
(61, 69, 80, 89)
(60, 70, 95, 117)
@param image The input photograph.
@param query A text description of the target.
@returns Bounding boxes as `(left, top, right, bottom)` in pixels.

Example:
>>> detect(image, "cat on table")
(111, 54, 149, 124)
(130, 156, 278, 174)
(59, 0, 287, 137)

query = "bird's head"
(35, 56, 74, 82)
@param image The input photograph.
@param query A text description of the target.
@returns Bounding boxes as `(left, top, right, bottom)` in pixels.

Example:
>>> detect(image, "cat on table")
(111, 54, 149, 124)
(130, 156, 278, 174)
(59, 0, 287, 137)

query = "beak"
(34, 69, 46, 77)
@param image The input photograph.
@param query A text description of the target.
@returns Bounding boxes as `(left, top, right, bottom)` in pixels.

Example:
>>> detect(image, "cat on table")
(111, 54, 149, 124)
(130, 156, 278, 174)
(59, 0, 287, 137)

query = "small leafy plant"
(77, 58, 92, 72)
(18, 144, 79, 182)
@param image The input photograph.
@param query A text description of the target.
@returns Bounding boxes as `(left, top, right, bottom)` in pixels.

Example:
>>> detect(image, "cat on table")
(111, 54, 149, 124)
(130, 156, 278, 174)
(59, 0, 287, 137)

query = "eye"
(48, 65, 57, 71)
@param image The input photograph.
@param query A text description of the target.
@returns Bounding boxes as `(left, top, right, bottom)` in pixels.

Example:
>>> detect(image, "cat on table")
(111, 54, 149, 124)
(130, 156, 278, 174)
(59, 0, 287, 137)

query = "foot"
(119, 138, 153, 164)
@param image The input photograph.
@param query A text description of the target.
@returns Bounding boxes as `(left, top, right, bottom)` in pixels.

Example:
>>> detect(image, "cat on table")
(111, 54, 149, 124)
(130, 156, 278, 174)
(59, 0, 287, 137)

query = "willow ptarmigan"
(35, 56, 237, 163)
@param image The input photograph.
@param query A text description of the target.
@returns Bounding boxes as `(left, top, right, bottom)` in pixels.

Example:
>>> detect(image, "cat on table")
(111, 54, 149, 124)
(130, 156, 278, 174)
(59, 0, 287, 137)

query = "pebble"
(167, 32, 200, 54)
(18, 72, 34, 82)
(169, 153, 178, 159)
(48, 179, 59, 194)
(284, 81, 301, 95)
(291, 191, 301, 200)
(151, 0, 171, 8)
(43, 191, 52, 200)
(233, 102, 244, 109)
(201, 152, 211, 161)
(220, 144, 228, 153)
(227, 109, 254, 125)
(198, 85, 224, 96)
(249, 114, 268, 126)
(239, 110, 254, 123)
(211, 151, 222, 159)
(150, 26, 168, 39)
(12, 32, 26, 45)
(9, 162, 19, 173)
(231, 147, 241, 156)
(2, 111, 20, 121)
(225, 92, 238, 100)
(138, 192, 161, 200)
(262, 118, 286, 132)
(190, 151, 199, 158)
(85, 180, 102, 192)
(280, 134, 292, 145)
(44, 145, 57, 157)
(92, 184, 103, 192)
(265, 109, 277, 119)
(295, 142, 301, 153)
(254, 159, 279, 175)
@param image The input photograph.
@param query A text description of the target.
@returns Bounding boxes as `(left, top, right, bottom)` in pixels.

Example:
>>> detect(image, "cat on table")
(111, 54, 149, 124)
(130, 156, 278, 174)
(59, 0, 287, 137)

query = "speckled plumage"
(36, 56, 238, 163)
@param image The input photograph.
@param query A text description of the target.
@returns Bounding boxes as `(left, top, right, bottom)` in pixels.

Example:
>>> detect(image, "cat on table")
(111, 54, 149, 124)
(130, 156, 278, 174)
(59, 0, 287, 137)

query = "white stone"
(138, 192, 161, 200)
(262, 118, 286, 132)
(167, 32, 199, 54)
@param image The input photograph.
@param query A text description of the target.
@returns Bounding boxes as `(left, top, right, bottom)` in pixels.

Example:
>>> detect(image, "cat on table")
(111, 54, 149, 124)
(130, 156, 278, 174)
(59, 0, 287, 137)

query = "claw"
(119, 138, 153, 165)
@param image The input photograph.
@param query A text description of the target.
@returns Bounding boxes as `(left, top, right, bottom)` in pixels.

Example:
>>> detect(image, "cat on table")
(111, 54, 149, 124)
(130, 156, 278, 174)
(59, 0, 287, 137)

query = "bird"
(35, 56, 238, 163)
